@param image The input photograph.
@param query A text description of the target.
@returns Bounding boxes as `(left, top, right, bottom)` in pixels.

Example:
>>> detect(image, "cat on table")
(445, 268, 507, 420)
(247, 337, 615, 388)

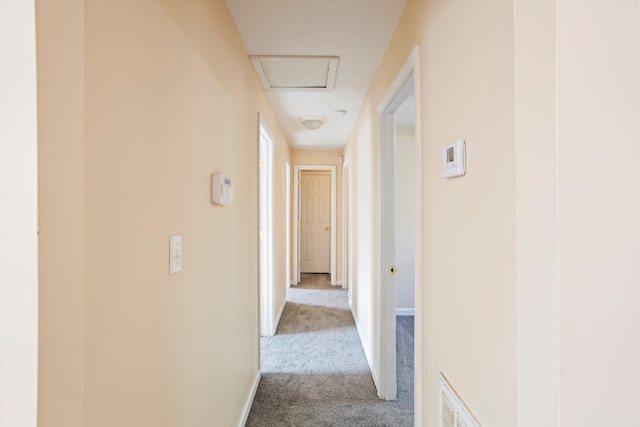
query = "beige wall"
(516, 2, 640, 426)
(555, 2, 639, 425)
(290, 149, 343, 283)
(36, 1, 85, 425)
(344, 105, 379, 375)
(36, 1, 290, 426)
(34, 0, 640, 425)
(1, 1, 39, 426)
(415, 2, 517, 425)
(514, 2, 559, 426)
(347, 0, 640, 426)
(346, 0, 518, 425)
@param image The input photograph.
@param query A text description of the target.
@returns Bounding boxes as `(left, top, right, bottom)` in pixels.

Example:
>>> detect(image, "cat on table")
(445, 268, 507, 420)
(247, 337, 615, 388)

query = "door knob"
(390, 265, 397, 275)
(325, 226, 330, 231)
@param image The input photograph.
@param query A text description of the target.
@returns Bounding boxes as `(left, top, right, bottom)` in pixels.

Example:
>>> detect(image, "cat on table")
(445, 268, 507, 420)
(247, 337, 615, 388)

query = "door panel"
(300, 172, 331, 273)
(303, 232, 313, 262)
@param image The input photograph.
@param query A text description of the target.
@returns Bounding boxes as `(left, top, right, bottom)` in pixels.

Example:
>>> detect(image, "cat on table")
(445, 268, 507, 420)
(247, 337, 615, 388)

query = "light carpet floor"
(296, 273, 336, 289)
(246, 276, 414, 426)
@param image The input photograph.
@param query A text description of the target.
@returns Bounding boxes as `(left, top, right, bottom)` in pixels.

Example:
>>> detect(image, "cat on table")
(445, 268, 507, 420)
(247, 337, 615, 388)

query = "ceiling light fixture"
(300, 116, 326, 130)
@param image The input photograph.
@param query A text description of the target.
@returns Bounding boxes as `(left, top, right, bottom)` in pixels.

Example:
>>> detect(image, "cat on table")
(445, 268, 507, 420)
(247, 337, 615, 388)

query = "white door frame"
(293, 165, 337, 285)
(258, 115, 276, 336)
(0, 2, 39, 425)
(377, 46, 423, 420)
(342, 160, 350, 291)
(285, 160, 291, 288)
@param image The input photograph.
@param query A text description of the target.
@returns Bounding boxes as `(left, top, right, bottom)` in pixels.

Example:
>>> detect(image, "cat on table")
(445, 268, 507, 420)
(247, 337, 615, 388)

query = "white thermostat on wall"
(211, 173, 234, 205)
(442, 140, 466, 179)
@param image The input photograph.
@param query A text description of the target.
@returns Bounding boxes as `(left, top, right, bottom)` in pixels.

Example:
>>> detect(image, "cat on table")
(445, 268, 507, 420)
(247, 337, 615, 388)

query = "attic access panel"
(250, 55, 339, 91)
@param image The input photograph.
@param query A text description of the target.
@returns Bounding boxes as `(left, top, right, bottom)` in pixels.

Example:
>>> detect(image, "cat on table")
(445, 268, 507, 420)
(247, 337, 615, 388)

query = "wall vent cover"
(250, 55, 339, 91)
(439, 373, 481, 427)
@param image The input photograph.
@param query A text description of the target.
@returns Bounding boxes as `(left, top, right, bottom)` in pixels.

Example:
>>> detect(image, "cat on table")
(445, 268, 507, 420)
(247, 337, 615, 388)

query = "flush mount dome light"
(300, 116, 326, 130)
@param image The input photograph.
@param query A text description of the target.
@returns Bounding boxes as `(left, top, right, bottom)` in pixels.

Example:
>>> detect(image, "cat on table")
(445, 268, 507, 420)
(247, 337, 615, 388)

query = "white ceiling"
(225, 0, 407, 150)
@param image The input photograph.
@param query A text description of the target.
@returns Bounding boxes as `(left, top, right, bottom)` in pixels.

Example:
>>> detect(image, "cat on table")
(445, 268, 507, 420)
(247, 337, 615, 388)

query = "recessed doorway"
(292, 165, 337, 285)
(376, 47, 422, 427)
(299, 171, 331, 274)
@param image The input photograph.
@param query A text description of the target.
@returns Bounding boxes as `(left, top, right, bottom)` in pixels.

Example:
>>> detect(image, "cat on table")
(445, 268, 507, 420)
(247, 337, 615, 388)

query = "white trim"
(343, 159, 353, 303)
(238, 370, 261, 427)
(336, 280, 344, 287)
(376, 45, 423, 417)
(396, 308, 415, 316)
(0, 2, 39, 426)
(412, 48, 424, 427)
(258, 115, 276, 337)
(293, 168, 300, 285)
(293, 164, 337, 285)
(285, 160, 291, 288)
(342, 160, 350, 291)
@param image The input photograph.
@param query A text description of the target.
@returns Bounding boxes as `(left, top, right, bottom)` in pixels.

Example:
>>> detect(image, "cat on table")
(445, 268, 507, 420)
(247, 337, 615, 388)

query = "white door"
(300, 171, 331, 273)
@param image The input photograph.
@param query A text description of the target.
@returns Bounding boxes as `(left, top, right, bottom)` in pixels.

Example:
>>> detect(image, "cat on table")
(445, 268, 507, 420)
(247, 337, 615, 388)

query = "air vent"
(439, 373, 481, 427)
(250, 55, 339, 91)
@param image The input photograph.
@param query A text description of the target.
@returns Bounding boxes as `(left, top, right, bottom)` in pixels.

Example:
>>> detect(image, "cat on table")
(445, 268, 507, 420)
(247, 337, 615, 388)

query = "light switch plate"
(169, 235, 182, 274)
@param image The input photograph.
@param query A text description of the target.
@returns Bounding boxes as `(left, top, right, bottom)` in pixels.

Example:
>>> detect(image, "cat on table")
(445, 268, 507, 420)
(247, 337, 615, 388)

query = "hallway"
(247, 275, 413, 426)
(5, 1, 639, 426)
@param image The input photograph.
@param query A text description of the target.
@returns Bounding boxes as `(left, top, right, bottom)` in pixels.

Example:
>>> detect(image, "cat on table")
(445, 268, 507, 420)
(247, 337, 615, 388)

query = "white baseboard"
(396, 308, 415, 316)
(335, 280, 343, 287)
(289, 279, 296, 286)
(350, 305, 379, 391)
(239, 370, 260, 427)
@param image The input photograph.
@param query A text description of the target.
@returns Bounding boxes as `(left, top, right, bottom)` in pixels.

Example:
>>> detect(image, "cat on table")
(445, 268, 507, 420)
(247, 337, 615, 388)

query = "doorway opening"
(258, 116, 275, 336)
(292, 165, 337, 285)
(377, 46, 422, 423)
